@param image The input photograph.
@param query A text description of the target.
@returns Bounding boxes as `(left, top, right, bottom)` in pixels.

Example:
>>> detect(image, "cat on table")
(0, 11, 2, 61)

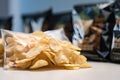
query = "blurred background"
(0, 0, 111, 32)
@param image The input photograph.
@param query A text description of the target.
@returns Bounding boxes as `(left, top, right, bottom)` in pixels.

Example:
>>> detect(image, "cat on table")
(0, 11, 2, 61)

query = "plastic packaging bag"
(110, 0, 120, 63)
(1, 29, 43, 69)
(73, 2, 115, 61)
(1, 29, 90, 70)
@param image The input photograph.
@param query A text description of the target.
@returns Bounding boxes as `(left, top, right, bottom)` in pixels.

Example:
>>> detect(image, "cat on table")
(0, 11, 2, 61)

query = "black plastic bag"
(22, 8, 52, 33)
(73, 2, 116, 61)
(110, 0, 120, 63)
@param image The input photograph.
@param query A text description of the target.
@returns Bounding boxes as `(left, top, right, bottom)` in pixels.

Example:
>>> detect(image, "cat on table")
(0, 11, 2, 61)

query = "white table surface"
(0, 61, 120, 80)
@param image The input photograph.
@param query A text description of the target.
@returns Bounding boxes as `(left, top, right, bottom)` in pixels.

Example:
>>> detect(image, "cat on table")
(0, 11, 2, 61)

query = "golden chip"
(15, 61, 31, 69)
(54, 52, 69, 65)
(31, 51, 54, 67)
(30, 59, 48, 69)
(44, 51, 56, 65)
(61, 41, 81, 51)
(58, 64, 80, 70)
(32, 31, 47, 38)
(79, 62, 92, 68)
(49, 38, 62, 53)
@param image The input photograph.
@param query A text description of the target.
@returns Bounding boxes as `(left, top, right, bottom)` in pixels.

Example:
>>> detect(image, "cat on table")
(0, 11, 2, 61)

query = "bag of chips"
(110, 0, 120, 63)
(73, 2, 116, 61)
(22, 8, 52, 33)
(1, 29, 91, 70)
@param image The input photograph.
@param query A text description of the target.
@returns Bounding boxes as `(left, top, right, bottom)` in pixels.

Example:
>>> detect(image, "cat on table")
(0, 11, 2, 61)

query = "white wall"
(9, 0, 109, 32)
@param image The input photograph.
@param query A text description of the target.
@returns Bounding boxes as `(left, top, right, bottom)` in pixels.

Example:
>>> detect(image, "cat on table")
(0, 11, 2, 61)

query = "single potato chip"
(15, 61, 31, 69)
(6, 37, 14, 44)
(15, 56, 36, 64)
(24, 45, 42, 58)
(44, 51, 56, 65)
(32, 31, 47, 38)
(30, 59, 48, 69)
(31, 51, 54, 67)
(49, 38, 62, 53)
(79, 62, 92, 68)
(54, 52, 69, 65)
(59, 64, 80, 70)
(61, 41, 81, 51)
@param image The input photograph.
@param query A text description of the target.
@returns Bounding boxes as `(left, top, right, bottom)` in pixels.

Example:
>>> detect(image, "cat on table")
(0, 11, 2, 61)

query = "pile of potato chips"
(1, 30, 91, 70)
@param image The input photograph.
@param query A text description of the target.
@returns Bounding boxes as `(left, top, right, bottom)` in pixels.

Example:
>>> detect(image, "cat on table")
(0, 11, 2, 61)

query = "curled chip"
(15, 61, 31, 69)
(49, 38, 62, 53)
(30, 59, 48, 69)
(62, 64, 81, 70)
(2, 30, 91, 70)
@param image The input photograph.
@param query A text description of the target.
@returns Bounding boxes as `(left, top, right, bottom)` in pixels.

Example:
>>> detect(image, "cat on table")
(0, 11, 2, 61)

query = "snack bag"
(1, 29, 91, 70)
(110, 0, 120, 63)
(22, 8, 52, 33)
(73, 2, 115, 61)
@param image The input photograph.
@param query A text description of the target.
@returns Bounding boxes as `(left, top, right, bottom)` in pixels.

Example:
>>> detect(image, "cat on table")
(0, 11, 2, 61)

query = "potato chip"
(54, 52, 69, 65)
(24, 45, 42, 58)
(31, 51, 54, 67)
(31, 31, 47, 38)
(62, 64, 80, 70)
(13, 56, 35, 69)
(15, 56, 36, 64)
(44, 51, 56, 65)
(49, 38, 62, 53)
(6, 37, 14, 44)
(13, 52, 27, 60)
(6, 60, 31, 69)
(15, 61, 31, 69)
(30, 59, 48, 69)
(61, 40, 81, 51)
(79, 62, 91, 68)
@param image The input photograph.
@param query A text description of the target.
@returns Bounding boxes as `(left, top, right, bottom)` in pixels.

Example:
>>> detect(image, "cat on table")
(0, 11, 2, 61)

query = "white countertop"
(0, 61, 120, 80)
